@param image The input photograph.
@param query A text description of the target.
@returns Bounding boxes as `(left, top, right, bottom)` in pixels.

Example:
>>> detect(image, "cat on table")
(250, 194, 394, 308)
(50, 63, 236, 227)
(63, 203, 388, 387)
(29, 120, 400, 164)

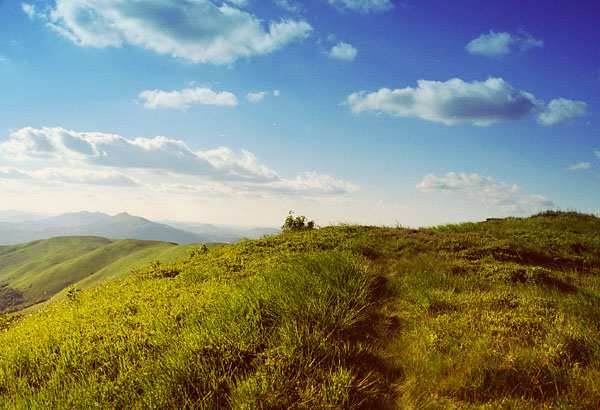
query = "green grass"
(0, 211, 599, 408)
(0, 236, 198, 311)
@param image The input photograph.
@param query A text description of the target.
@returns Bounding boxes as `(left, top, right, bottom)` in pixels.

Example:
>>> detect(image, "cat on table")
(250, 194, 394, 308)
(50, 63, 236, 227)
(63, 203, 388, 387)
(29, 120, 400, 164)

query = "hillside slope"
(0, 211, 599, 408)
(0, 236, 194, 311)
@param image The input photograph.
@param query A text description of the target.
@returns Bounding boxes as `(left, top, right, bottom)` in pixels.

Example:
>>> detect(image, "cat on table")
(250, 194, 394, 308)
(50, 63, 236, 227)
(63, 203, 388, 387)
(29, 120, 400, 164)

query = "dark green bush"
(281, 211, 315, 232)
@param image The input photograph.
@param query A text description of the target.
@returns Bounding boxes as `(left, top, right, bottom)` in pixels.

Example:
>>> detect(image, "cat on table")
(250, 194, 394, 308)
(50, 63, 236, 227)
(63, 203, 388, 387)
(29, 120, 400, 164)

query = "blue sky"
(0, 0, 598, 227)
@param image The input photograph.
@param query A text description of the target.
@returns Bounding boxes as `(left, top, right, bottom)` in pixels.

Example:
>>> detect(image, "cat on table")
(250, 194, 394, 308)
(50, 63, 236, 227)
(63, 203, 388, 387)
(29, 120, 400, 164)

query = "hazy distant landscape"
(0, 209, 278, 313)
(0, 210, 278, 246)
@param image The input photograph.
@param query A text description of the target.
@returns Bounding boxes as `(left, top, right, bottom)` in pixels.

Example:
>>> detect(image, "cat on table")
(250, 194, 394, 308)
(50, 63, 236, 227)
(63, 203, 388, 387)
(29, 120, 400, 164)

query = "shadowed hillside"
(0, 211, 599, 408)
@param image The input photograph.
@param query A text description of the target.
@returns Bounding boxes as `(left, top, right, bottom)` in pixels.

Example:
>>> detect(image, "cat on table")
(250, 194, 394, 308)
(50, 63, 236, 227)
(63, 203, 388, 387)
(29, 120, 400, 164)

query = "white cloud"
(0, 167, 29, 180)
(44, 0, 312, 64)
(246, 90, 281, 102)
(0, 127, 276, 182)
(0, 127, 359, 198)
(567, 162, 591, 171)
(262, 171, 360, 195)
(0, 166, 140, 187)
(160, 171, 359, 198)
(348, 77, 587, 127)
(466, 30, 543, 57)
(327, 0, 393, 13)
(467, 31, 512, 56)
(595, 151, 600, 160)
(329, 41, 357, 61)
(347, 77, 543, 126)
(21, 3, 36, 18)
(537, 98, 588, 126)
(161, 172, 360, 197)
(246, 91, 268, 103)
(139, 87, 238, 110)
(156, 181, 234, 196)
(417, 172, 554, 214)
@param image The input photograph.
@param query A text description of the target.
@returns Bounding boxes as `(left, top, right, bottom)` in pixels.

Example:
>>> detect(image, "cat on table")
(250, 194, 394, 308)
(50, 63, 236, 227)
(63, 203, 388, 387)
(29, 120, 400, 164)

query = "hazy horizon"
(0, 209, 281, 229)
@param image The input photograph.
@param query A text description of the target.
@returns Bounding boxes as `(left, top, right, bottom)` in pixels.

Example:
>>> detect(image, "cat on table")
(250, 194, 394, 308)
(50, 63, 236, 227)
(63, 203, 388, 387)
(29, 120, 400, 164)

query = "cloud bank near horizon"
(0, 127, 358, 198)
(417, 172, 554, 214)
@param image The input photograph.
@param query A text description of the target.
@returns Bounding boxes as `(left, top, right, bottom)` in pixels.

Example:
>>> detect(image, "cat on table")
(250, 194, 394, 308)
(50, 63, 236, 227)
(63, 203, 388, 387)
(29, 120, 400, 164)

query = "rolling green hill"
(0, 211, 599, 408)
(0, 236, 198, 311)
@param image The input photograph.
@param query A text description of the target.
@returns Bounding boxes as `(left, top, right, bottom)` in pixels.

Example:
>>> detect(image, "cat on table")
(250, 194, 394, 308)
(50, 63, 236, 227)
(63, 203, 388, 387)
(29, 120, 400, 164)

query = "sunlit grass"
(0, 211, 599, 408)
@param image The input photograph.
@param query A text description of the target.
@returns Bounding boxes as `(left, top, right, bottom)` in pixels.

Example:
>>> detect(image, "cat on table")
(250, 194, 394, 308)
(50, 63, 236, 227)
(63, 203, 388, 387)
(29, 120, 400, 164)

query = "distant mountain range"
(0, 211, 279, 246)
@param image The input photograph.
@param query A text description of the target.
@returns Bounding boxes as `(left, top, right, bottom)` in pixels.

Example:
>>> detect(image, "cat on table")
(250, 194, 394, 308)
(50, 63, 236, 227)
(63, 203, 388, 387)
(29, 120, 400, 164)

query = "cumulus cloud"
(0, 127, 359, 197)
(466, 30, 543, 57)
(417, 172, 554, 213)
(537, 98, 588, 126)
(139, 87, 238, 110)
(0, 127, 277, 182)
(347, 77, 587, 127)
(327, 0, 393, 13)
(347, 77, 543, 126)
(43, 0, 312, 64)
(567, 162, 591, 171)
(467, 31, 512, 56)
(246, 91, 268, 103)
(329, 41, 357, 61)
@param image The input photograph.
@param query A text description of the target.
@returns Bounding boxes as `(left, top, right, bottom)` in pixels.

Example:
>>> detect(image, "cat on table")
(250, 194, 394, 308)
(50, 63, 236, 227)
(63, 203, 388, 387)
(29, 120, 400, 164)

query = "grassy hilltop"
(0, 211, 599, 408)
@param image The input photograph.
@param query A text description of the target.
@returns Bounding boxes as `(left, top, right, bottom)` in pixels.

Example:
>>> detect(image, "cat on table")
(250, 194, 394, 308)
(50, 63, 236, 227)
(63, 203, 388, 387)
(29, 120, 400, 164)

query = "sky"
(0, 0, 598, 227)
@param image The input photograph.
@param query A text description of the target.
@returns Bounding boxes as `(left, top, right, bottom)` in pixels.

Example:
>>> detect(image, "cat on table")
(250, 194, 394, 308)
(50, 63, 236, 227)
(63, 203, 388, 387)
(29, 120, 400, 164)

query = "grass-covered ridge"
(0, 211, 599, 408)
(0, 236, 193, 311)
